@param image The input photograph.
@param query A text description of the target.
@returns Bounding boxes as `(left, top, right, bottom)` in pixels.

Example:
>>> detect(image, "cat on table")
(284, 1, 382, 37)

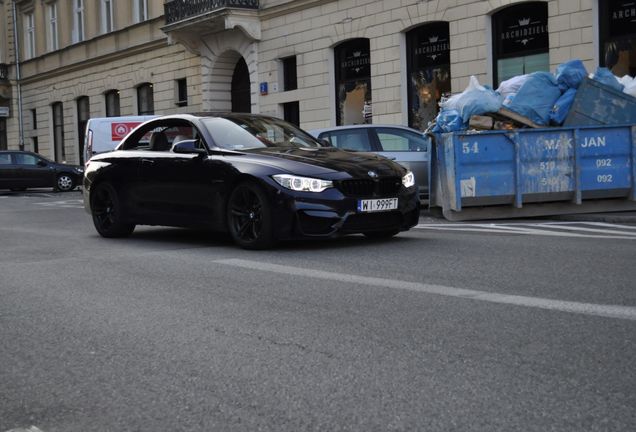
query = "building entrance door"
(231, 58, 251, 113)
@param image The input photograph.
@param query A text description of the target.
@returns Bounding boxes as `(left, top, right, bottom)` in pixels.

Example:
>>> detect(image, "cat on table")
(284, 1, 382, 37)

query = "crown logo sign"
(518, 18, 530, 26)
(353, 51, 361, 57)
(429, 36, 439, 43)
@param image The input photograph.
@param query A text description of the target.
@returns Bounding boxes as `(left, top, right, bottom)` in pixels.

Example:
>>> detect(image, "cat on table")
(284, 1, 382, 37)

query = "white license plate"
(357, 198, 398, 213)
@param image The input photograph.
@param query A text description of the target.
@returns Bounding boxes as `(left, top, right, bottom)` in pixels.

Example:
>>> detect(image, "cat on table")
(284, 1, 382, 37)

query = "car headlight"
(272, 174, 333, 193)
(402, 171, 415, 188)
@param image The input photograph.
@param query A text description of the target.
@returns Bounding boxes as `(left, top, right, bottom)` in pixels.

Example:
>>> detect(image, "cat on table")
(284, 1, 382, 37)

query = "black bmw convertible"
(83, 114, 420, 249)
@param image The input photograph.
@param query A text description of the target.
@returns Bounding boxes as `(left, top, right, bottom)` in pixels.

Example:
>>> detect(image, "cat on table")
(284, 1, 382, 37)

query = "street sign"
(0, 106, 9, 117)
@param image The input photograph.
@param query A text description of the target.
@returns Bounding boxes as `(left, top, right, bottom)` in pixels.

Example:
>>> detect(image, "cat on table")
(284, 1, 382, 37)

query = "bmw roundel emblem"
(368, 170, 378, 178)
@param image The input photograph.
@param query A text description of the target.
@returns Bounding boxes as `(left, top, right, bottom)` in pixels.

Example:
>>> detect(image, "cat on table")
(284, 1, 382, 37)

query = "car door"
(0, 153, 14, 189)
(13, 152, 56, 189)
(317, 128, 377, 152)
(137, 123, 220, 226)
(370, 127, 430, 200)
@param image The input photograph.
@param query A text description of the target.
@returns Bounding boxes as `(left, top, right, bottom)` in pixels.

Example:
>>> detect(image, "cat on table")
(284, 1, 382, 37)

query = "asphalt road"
(1, 191, 635, 431)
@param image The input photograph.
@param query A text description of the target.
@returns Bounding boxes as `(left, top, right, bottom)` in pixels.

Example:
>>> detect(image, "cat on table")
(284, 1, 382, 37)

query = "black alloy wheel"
(227, 182, 275, 249)
(90, 182, 135, 238)
(56, 174, 75, 192)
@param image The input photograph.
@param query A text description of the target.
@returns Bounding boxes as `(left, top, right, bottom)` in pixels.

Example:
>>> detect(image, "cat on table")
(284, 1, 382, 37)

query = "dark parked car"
(309, 125, 430, 201)
(0, 150, 83, 192)
(83, 114, 420, 249)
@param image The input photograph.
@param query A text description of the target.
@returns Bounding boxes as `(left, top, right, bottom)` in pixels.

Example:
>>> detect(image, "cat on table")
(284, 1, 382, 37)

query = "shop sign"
(494, 3, 548, 55)
(608, 0, 636, 38)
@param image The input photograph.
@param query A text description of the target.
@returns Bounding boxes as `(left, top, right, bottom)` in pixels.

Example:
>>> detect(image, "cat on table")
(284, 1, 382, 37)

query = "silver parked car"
(309, 125, 430, 201)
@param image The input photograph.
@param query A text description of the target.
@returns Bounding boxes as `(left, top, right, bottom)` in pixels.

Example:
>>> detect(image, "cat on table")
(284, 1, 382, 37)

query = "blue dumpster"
(430, 124, 636, 221)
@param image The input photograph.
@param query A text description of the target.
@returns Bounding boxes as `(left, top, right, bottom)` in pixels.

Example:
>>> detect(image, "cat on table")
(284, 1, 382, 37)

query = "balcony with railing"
(164, 0, 259, 25)
(162, 0, 261, 53)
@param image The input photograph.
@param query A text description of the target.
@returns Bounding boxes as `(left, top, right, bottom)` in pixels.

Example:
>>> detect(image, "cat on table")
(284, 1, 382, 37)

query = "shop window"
(31, 109, 37, 129)
(492, 2, 549, 86)
(105, 90, 120, 117)
(334, 38, 372, 126)
(52, 102, 65, 161)
(137, 83, 154, 115)
(406, 22, 451, 130)
(600, 0, 636, 76)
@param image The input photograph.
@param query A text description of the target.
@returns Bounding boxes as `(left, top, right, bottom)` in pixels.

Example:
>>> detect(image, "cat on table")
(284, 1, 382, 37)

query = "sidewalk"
(420, 207, 636, 224)
(551, 211, 636, 224)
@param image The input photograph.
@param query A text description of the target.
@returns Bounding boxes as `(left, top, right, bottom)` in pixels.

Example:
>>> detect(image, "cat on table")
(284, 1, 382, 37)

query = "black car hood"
(242, 147, 405, 179)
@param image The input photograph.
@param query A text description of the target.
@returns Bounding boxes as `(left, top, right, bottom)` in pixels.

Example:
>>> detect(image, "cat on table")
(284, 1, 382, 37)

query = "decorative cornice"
(20, 39, 168, 85)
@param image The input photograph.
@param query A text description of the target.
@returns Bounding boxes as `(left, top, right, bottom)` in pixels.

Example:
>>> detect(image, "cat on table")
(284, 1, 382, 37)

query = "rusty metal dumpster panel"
(432, 124, 636, 220)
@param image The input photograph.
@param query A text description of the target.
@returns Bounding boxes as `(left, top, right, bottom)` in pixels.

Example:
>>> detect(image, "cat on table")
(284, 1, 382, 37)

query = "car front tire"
(227, 181, 276, 250)
(90, 182, 135, 238)
(56, 174, 75, 192)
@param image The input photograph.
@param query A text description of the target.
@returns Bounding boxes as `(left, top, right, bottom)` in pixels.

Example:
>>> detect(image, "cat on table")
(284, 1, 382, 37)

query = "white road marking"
(215, 259, 636, 322)
(34, 199, 83, 209)
(415, 222, 636, 240)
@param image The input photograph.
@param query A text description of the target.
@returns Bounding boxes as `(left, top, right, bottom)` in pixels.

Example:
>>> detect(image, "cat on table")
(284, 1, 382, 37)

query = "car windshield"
(202, 117, 323, 151)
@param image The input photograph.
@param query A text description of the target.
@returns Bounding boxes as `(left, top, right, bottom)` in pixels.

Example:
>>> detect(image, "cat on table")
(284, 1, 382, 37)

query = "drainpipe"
(11, 0, 24, 151)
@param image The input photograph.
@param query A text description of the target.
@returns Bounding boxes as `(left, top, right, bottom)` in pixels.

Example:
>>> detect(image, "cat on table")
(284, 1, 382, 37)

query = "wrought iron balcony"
(165, 0, 259, 25)
(0, 64, 8, 82)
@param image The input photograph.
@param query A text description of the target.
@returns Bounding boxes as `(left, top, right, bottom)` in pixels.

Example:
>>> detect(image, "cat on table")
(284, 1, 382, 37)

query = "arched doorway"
(231, 58, 251, 113)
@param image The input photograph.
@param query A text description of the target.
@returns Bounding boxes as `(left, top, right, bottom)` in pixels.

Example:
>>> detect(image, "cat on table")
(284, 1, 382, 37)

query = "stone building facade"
(1, 0, 633, 165)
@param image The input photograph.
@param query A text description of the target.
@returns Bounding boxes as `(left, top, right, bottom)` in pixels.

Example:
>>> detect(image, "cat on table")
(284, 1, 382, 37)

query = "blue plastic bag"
(549, 88, 577, 125)
(555, 59, 587, 91)
(432, 109, 463, 133)
(440, 76, 502, 124)
(505, 72, 562, 125)
(593, 67, 624, 92)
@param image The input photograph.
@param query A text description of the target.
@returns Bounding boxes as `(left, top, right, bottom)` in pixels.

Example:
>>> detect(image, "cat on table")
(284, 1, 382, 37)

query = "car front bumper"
(266, 183, 420, 240)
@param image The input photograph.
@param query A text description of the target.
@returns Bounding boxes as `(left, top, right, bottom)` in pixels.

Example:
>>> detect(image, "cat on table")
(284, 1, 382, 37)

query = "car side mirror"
(172, 140, 207, 157)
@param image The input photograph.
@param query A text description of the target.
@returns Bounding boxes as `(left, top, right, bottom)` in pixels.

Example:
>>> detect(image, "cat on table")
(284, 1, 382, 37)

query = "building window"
(334, 38, 372, 126)
(282, 56, 297, 91)
(101, 0, 114, 33)
(0, 119, 6, 150)
(492, 2, 549, 86)
(47, 3, 59, 51)
(24, 12, 35, 59)
(72, 0, 85, 43)
(105, 90, 120, 117)
(283, 101, 300, 126)
(600, 0, 636, 76)
(52, 102, 65, 161)
(32, 137, 39, 153)
(31, 109, 37, 129)
(406, 22, 451, 130)
(77, 97, 89, 164)
(137, 83, 154, 115)
(176, 78, 188, 107)
(134, 0, 148, 23)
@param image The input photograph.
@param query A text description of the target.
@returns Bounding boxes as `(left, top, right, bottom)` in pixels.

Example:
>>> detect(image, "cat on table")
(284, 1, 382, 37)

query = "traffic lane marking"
(414, 223, 636, 240)
(214, 258, 636, 322)
(34, 199, 83, 209)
